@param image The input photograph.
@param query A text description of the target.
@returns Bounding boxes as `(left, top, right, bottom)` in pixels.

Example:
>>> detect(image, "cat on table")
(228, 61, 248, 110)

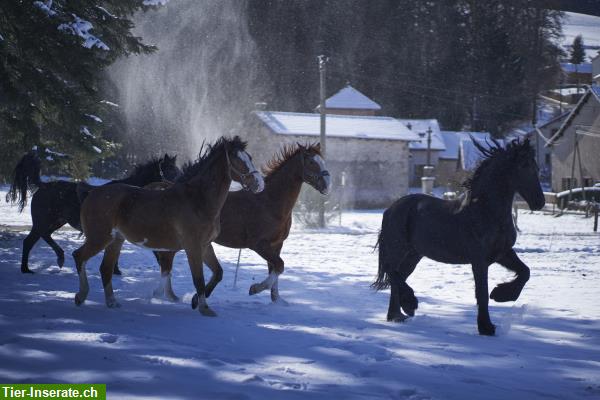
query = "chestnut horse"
(153, 143, 331, 304)
(373, 139, 544, 335)
(72, 136, 264, 316)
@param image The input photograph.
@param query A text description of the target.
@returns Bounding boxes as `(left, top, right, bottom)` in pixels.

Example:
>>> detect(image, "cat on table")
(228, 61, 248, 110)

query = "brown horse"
(153, 143, 330, 304)
(72, 136, 264, 316)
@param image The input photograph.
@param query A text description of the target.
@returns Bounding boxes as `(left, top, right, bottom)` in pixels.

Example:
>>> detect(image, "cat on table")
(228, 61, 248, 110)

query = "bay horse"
(73, 136, 264, 316)
(153, 143, 331, 304)
(373, 138, 545, 336)
(5, 151, 180, 274)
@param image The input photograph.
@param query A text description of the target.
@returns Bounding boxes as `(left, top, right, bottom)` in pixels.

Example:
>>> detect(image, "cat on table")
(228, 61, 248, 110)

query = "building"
(546, 86, 600, 192)
(436, 132, 493, 189)
(593, 53, 600, 85)
(400, 119, 445, 186)
(560, 62, 593, 85)
(521, 112, 570, 187)
(315, 85, 381, 116)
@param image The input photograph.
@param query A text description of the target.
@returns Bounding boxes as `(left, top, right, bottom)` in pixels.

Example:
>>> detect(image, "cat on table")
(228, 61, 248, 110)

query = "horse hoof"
(272, 297, 289, 306)
(21, 268, 34, 274)
(74, 294, 85, 306)
(57, 255, 65, 268)
(490, 284, 519, 303)
(249, 284, 260, 296)
(387, 313, 408, 323)
(191, 294, 199, 309)
(478, 323, 496, 336)
(199, 306, 217, 317)
(166, 294, 180, 303)
(106, 301, 121, 308)
(113, 267, 122, 276)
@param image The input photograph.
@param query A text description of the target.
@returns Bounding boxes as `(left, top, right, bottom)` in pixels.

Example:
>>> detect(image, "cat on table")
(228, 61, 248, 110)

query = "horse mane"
(178, 136, 247, 183)
(126, 156, 163, 181)
(462, 137, 533, 198)
(262, 143, 321, 179)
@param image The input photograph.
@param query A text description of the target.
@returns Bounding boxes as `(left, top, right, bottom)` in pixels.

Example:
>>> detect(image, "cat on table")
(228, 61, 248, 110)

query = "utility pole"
(421, 127, 435, 195)
(426, 127, 432, 166)
(318, 54, 328, 228)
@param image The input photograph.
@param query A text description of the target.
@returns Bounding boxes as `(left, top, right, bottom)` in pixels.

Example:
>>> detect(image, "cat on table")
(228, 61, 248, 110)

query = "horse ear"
(296, 142, 304, 149)
(315, 142, 321, 151)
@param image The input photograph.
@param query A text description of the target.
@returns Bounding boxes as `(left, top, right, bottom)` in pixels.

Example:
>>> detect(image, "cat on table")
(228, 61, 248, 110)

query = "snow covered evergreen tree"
(0, 0, 156, 179)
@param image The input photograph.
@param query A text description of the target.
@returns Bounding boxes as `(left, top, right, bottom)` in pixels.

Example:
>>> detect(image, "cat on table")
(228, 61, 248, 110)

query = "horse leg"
(490, 249, 530, 302)
(72, 235, 113, 306)
(186, 247, 216, 316)
(387, 265, 420, 321)
(153, 251, 179, 302)
(21, 231, 41, 274)
(267, 244, 285, 303)
(249, 243, 284, 302)
(113, 263, 122, 276)
(99, 237, 124, 308)
(41, 232, 65, 268)
(472, 262, 495, 336)
(203, 244, 223, 299)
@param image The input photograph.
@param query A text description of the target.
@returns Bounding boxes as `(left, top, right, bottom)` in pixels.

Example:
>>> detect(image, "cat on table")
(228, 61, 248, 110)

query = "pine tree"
(570, 34, 585, 64)
(0, 1, 156, 180)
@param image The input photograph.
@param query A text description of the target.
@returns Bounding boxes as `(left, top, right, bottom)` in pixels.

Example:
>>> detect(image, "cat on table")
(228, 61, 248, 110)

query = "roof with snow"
(399, 119, 445, 151)
(322, 86, 381, 111)
(561, 62, 592, 74)
(254, 111, 419, 141)
(440, 131, 491, 160)
(547, 86, 600, 146)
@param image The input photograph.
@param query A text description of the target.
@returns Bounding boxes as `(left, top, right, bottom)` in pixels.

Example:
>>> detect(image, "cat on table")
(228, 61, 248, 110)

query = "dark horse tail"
(372, 228, 391, 290)
(6, 150, 42, 212)
(371, 199, 413, 290)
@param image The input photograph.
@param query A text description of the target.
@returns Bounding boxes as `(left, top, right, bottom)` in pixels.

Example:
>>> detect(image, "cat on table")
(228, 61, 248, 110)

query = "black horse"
(373, 138, 545, 336)
(5, 150, 181, 274)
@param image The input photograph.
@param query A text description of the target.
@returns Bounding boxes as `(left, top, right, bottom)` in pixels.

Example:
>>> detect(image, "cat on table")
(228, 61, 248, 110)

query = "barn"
(246, 86, 419, 208)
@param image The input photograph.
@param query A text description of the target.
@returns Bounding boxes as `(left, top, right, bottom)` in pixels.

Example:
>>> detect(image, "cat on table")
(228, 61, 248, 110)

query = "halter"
(225, 148, 259, 191)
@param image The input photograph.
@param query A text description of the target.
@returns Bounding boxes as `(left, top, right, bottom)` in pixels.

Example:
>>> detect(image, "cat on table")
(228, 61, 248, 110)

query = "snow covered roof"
(399, 119, 445, 151)
(547, 86, 599, 146)
(459, 138, 504, 171)
(254, 111, 419, 141)
(323, 86, 381, 110)
(560, 63, 592, 74)
(440, 131, 491, 160)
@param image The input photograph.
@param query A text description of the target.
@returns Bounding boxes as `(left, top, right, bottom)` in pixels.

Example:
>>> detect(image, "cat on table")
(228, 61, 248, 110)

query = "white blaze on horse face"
(313, 154, 331, 194)
(237, 150, 264, 192)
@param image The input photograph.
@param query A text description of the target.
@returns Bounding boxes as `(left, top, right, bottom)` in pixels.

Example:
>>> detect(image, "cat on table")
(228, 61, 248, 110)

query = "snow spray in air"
(109, 0, 262, 159)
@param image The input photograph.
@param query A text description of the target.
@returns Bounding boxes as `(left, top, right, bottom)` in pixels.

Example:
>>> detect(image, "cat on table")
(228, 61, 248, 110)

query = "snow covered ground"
(0, 185, 599, 400)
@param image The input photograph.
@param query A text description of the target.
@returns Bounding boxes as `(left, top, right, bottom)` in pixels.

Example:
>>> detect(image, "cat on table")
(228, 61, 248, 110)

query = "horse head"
(298, 143, 331, 195)
(509, 138, 545, 211)
(226, 136, 264, 194)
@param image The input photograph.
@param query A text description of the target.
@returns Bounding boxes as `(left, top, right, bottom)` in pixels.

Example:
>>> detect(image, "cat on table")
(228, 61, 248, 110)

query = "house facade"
(593, 54, 600, 85)
(248, 111, 418, 208)
(547, 86, 600, 192)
